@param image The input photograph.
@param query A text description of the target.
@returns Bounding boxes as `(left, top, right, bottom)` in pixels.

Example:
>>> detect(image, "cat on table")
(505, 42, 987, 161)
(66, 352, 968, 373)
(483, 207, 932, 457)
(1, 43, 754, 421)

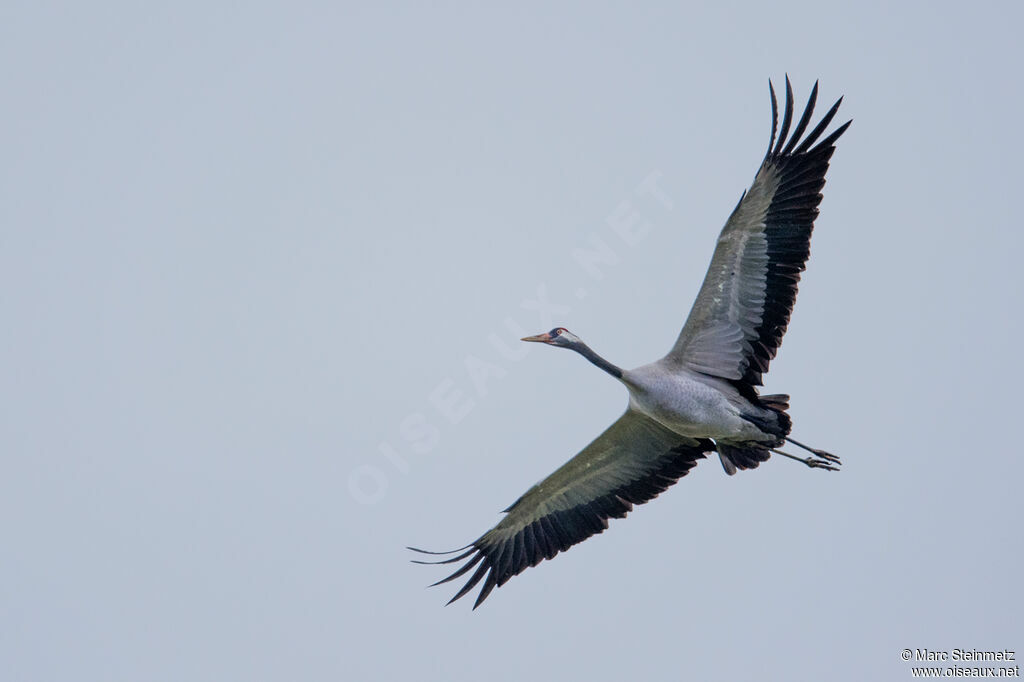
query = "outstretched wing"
(665, 78, 850, 393)
(409, 411, 713, 608)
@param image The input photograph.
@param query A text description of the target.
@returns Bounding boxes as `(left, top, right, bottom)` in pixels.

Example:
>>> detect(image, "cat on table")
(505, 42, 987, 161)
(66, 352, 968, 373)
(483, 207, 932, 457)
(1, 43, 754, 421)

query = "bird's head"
(520, 327, 582, 349)
(520, 326, 622, 378)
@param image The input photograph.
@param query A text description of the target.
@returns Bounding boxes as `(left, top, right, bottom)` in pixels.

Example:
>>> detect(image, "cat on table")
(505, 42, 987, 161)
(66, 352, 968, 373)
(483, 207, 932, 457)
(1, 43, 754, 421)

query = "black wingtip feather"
(410, 547, 477, 566)
(782, 81, 818, 156)
(445, 559, 489, 605)
(772, 75, 795, 156)
(816, 119, 852, 150)
(407, 544, 473, 555)
(766, 80, 778, 159)
(429, 552, 484, 586)
(472, 574, 498, 610)
(792, 96, 843, 155)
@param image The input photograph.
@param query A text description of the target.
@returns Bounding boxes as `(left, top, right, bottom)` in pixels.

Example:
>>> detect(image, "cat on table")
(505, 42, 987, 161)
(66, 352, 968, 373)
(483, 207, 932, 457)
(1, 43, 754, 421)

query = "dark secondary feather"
(409, 439, 712, 609)
(740, 77, 851, 393)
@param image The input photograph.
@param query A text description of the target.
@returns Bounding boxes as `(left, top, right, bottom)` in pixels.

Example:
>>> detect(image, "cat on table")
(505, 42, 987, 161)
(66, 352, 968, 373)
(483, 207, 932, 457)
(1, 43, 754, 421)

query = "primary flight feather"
(411, 78, 850, 609)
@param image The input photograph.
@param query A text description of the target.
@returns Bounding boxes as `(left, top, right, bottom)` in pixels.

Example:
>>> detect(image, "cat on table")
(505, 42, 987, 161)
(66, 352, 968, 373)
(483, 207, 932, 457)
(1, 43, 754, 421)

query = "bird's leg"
(771, 448, 839, 472)
(784, 437, 840, 465)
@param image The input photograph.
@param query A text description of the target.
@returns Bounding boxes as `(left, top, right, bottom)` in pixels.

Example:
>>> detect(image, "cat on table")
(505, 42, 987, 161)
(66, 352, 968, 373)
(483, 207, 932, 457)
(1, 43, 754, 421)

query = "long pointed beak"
(521, 332, 553, 344)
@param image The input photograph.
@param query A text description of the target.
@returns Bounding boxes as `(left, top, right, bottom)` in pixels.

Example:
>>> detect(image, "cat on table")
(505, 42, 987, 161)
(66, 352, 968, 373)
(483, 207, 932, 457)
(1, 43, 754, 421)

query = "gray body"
(623, 362, 770, 443)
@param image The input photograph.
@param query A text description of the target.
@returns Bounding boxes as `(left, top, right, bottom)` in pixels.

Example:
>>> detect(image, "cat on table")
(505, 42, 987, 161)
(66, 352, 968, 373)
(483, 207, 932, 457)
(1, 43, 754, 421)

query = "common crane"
(410, 78, 850, 609)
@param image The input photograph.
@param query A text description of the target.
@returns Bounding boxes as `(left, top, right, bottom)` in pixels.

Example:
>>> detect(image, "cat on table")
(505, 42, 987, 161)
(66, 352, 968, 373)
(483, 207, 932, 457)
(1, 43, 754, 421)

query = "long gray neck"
(571, 343, 623, 379)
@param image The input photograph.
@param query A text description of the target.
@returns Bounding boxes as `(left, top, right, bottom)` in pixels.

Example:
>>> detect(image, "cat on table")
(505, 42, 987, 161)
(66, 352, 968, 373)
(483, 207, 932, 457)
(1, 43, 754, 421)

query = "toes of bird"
(813, 449, 840, 462)
(806, 459, 839, 471)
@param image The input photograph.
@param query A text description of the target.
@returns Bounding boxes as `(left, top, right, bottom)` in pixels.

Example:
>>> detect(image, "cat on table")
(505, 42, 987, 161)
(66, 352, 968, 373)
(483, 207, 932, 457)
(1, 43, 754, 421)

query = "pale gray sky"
(2, 2, 1022, 681)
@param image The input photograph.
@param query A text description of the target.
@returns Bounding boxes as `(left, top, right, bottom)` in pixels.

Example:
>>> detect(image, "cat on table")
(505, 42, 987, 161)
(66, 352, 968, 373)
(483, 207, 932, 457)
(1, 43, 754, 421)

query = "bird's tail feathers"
(718, 395, 794, 475)
(753, 393, 793, 438)
(758, 393, 790, 411)
(716, 443, 771, 476)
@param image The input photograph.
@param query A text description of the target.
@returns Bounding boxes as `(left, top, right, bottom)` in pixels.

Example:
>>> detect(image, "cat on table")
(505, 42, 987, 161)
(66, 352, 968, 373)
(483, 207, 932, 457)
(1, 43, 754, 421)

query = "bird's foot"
(772, 447, 840, 471)
(801, 456, 839, 472)
(808, 448, 840, 465)
(784, 437, 841, 466)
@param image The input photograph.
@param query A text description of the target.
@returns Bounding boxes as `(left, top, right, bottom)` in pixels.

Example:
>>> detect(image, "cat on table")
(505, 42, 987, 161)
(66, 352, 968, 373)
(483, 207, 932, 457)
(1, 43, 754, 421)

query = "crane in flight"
(410, 78, 850, 609)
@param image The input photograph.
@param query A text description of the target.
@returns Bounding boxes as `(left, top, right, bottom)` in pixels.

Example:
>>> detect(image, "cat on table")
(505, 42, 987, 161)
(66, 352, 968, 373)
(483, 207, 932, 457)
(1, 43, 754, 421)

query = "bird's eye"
(551, 328, 563, 336)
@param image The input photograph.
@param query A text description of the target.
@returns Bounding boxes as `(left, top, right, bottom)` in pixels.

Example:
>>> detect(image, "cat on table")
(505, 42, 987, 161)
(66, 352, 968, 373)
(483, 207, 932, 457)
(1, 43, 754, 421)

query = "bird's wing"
(409, 410, 713, 608)
(664, 78, 850, 392)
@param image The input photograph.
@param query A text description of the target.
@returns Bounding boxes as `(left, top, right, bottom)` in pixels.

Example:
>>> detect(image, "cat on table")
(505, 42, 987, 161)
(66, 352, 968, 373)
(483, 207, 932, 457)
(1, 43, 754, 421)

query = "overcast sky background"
(2, 2, 1022, 681)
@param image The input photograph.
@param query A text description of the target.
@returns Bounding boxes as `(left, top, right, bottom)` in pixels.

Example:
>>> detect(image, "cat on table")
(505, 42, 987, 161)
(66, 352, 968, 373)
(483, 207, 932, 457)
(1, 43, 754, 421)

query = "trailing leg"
(785, 437, 840, 465)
